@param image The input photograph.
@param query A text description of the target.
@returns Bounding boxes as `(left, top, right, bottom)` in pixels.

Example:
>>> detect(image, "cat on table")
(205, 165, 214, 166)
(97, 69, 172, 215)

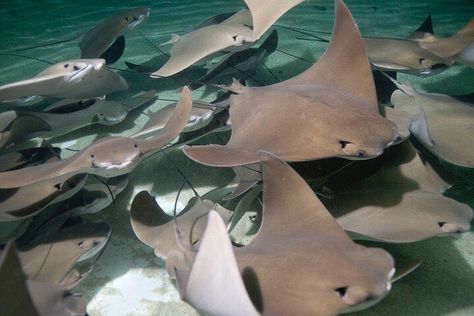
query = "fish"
(0, 59, 128, 101)
(391, 82, 474, 168)
(0, 241, 87, 316)
(184, 0, 399, 167)
(168, 149, 394, 315)
(151, 0, 303, 77)
(0, 86, 192, 189)
(79, 8, 150, 64)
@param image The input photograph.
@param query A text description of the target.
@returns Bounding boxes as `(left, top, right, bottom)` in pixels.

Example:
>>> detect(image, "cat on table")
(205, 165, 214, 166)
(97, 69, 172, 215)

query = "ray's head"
(119, 7, 150, 31)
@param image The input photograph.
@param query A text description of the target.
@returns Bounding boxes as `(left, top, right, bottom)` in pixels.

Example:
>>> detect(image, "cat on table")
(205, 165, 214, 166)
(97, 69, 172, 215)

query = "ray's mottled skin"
(79, 8, 150, 64)
(0, 59, 128, 101)
(184, 0, 398, 167)
(167, 150, 394, 316)
(0, 86, 192, 189)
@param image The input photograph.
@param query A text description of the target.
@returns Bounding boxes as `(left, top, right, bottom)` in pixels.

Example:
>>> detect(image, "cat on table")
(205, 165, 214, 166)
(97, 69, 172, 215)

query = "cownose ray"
(79, 7, 150, 64)
(0, 90, 156, 147)
(18, 222, 110, 285)
(184, 0, 399, 167)
(0, 86, 192, 189)
(0, 59, 128, 102)
(130, 191, 233, 258)
(0, 171, 87, 221)
(151, 0, 304, 77)
(391, 82, 474, 168)
(416, 18, 474, 66)
(0, 241, 87, 316)
(167, 151, 394, 315)
(18, 175, 128, 241)
(322, 141, 473, 243)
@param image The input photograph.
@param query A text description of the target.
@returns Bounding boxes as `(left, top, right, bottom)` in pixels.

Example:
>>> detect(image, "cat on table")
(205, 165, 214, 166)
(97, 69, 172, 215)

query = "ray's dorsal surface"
(184, 0, 398, 167)
(0, 59, 128, 101)
(151, 0, 303, 77)
(0, 241, 87, 316)
(170, 151, 394, 315)
(79, 8, 150, 63)
(324, 141, 473, 242)
(391, 87, 474, 168)
(0, 86, 192, 189)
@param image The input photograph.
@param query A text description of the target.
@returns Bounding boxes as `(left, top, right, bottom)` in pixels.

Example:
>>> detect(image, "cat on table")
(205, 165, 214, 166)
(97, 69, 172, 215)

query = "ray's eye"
(339, 140, 352, 149)
(90, 154, 95, 159)
(335, 286, 348, 298)
(419, 58, 426, 65)
(73, 65, 80, 71)
(125, 16, 129, 21)
(133, 16, 139, 21)
(134, 144, 138, 148)
(64, 64, 69, 68)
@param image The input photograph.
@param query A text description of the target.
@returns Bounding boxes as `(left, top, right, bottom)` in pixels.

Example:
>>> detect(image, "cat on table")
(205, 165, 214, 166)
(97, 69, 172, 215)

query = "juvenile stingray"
(130, 191, 233, 258)
(168, 151, 394, 315)
(0, 59, 128, 101)
(391, 83, 474, 168)
(79, 8, 150, 64)
(18, 222, 110, 285)
(191, 29, 279, 89)
(0, 86, 192, 189)
(323, 141, 473, 242)
(151, 0, 303, 77)
(0, 90, 156, 147)
(417, 18, 474, 66)
(0, 241, 87, 316)
(184, 0, 398, 167)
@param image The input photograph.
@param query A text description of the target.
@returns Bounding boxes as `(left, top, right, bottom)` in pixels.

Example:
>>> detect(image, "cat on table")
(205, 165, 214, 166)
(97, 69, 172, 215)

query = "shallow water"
(0, 0, 473, 315)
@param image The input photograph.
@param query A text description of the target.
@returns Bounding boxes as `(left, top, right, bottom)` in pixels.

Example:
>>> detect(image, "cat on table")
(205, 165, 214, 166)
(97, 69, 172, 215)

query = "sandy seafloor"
(0, 0, 474, 315)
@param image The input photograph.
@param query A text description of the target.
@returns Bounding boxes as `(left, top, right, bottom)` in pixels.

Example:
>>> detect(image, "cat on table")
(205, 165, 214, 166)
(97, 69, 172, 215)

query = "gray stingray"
(0, 90, 156, 147)
(0, 241, 87, 316)
(18, 222, 110, 285)
(184, 0, 399, 167)
(130, 191, 233, 258)
(168, 151, 394, 315)
(0, 59, 128, 101)
(391, 82, 474, 168)
(151, 0, 303, 77)
(323, 141, 473, 242)
(417, 18, 474, 66)
(79, 8, 150, 64)
(0, 86, 192, 189)
(0, 170, 87, 221)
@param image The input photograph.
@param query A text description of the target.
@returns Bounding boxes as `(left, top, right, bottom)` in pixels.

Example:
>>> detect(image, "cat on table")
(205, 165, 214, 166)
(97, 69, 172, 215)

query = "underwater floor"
(1, 0, 474, 315)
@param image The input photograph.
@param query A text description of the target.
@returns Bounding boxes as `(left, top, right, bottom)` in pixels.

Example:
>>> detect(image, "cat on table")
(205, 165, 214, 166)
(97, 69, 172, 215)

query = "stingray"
(0, 241, 87, 316)
(167, 151, 394, 315)
(191, 29, 279, 89)
(151, 0, 303, 77)
(0, 171, 87, 221)
(0, 146, 60, 172)
(322, 141, 473, 242)
(184, 0, 399, 167)
(0, 59, 128, 101)
(416, 18, 474, 66)
(391, 83, 474, 168)
(0, 86, 191, 189)
(0, 90, 156, 147)
(18, 222, 110, 285)
(79, 8, 150, 64)
(130, 191, 233, 258)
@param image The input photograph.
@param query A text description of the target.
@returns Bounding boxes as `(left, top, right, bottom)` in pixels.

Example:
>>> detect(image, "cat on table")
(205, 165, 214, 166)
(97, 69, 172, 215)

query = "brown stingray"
(0, 241, 87, 316)
(130, 191, 232, 258)
(0, 86, 192, 189)
(18, 222, 110, 285)
(169, 151, 394, 315)
(391, 84, 474, 168)
(323, 141, 473, 242)
(184, 0, 398, 167)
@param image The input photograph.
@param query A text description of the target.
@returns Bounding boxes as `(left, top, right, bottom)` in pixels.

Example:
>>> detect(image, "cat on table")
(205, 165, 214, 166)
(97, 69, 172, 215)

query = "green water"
(0, 0, 473, 315)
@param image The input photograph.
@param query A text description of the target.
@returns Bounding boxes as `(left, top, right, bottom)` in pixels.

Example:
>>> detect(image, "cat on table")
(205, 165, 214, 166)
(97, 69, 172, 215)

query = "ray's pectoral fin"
(100, 35, 126, 64)
(178, 211, 260, 316)
(183, 144, 255, 167)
